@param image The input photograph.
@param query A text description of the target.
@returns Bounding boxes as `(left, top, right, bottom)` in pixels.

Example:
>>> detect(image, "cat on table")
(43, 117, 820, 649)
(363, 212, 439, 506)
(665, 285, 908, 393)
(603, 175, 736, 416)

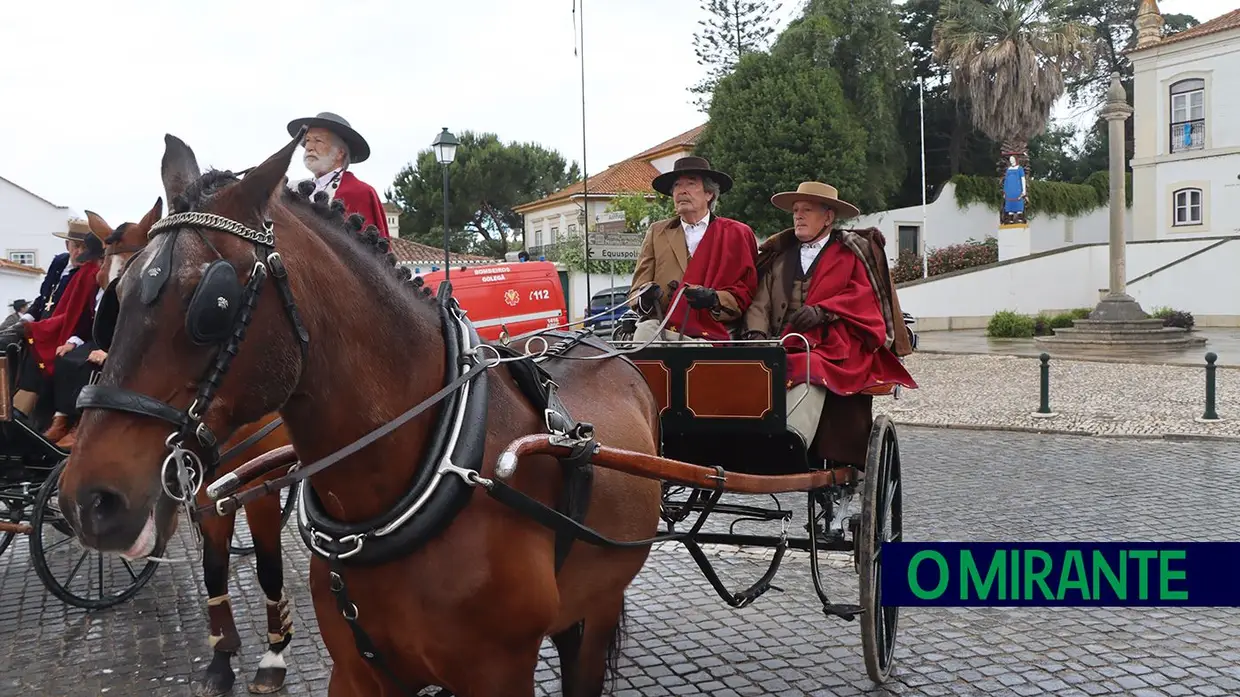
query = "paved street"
(1, 427, 1239, 696)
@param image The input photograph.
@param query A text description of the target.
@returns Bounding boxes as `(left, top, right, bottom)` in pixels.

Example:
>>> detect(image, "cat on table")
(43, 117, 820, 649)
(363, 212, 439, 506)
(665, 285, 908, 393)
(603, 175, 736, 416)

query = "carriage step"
(822, 603, 864, 621)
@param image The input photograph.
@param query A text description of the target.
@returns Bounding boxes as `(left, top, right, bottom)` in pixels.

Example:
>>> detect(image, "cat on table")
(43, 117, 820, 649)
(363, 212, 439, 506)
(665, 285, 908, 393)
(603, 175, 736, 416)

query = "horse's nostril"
(82, 486, 128, 537)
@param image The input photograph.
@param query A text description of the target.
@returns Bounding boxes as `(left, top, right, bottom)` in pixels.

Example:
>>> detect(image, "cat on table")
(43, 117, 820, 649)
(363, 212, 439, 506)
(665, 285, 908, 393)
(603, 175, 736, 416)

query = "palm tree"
(932, 0, 1094, 163)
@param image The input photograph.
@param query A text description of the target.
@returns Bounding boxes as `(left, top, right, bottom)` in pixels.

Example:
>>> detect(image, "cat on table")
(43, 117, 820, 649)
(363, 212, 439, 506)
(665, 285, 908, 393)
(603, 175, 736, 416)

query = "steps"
(1035, 318, 1207, 348)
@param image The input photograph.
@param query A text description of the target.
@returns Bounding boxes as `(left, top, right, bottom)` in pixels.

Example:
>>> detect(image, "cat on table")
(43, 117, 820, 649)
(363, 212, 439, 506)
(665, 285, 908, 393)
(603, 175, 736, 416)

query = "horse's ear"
(137, 197, 163, 231)
(161, 134, 201, 206)
(232, 127, 306, 215)
(84, 210, 113, 240)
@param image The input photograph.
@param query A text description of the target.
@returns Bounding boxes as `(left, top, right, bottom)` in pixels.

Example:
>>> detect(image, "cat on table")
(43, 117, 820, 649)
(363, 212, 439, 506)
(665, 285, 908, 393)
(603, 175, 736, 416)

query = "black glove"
(683, 285, 719, 310)
(615, 310, 639, 340)
(788, 306, 825, 332)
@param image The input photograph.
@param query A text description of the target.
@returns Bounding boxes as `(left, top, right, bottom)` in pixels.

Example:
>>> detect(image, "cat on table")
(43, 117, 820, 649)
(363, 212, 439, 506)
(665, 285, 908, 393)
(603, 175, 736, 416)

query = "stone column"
(1090, 73, 1147, 321)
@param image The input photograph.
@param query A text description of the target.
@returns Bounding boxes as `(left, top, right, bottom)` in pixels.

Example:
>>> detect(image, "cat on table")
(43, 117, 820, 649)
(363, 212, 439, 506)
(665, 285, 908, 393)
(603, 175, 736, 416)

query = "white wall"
(0, 177, 72, 272)
(0, 267, 45, 311)
(1131, 25, 1240, 241)
(850, 181, 1128, 266)
(1128, 239, 1240, 318)
(897, 238, 1221, 323)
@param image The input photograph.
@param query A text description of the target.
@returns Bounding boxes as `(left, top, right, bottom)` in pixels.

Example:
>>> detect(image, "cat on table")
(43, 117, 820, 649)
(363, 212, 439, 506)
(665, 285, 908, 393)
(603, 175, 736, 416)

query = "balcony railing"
(1170, 119, 1205, 153)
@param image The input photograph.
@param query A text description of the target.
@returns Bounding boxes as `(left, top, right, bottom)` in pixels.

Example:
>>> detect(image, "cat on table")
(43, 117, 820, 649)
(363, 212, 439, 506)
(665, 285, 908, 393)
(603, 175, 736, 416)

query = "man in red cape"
(287, 112, 390, 238)
(743, 181, 916, 462)
(628, 156, 757, 342)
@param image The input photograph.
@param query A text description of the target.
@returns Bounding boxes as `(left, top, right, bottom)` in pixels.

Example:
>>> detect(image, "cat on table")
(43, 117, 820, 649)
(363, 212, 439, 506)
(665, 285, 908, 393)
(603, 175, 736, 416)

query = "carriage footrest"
(822, 603, 864, 621)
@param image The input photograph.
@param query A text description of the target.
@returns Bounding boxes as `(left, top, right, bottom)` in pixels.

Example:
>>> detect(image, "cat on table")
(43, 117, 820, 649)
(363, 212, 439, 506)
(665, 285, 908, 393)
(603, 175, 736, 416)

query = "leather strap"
(76, 385, 187, 429)
(216, 416, 284, 467)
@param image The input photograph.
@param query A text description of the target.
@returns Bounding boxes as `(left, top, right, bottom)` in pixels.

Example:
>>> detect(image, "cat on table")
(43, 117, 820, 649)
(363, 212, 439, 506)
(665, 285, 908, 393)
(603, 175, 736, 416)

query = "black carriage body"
(628, 344, 811, 476)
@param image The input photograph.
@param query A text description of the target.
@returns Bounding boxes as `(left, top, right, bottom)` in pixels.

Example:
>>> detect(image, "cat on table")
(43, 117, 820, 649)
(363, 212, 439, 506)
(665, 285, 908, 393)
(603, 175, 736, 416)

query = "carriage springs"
(897, 545, 1191, 604)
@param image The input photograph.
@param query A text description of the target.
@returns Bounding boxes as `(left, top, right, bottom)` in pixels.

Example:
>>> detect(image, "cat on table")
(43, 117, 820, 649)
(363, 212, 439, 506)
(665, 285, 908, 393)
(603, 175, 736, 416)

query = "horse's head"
(58, 132, 310, 558)
(84, 198, 164, 290)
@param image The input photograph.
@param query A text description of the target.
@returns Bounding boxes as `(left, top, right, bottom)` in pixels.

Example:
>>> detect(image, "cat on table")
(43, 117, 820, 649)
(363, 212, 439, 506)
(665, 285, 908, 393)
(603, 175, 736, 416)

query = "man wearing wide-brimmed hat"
(27, 222, 92, 322)
(743, 181, 916, 464)
(287, 111, 390, 238)
(627, 156, 758, 343)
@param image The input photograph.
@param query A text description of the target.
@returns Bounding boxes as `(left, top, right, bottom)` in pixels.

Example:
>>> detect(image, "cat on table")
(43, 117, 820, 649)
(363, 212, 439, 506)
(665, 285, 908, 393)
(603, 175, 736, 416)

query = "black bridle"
(76, 211, 309, 505)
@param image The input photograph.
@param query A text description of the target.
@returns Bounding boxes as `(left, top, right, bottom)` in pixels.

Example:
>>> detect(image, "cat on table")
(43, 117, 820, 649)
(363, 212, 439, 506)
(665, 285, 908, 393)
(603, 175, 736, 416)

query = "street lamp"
(431, 127, 459, 281)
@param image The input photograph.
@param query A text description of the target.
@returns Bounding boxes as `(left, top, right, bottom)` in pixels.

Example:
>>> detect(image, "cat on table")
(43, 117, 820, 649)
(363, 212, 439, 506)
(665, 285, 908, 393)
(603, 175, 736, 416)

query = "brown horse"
(55, 131, 663, 696)
(84, 201, 299, 696)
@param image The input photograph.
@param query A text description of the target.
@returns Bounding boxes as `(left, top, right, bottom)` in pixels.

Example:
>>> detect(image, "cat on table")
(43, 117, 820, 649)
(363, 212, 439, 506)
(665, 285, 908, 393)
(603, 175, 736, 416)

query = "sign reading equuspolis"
(880, 542, 1237, 606)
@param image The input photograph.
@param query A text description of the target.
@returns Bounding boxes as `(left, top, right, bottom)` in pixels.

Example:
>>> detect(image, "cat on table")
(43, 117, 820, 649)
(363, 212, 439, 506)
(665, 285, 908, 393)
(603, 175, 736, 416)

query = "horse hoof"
(248, 667, 287, 694)
(192, 674, 235, 697)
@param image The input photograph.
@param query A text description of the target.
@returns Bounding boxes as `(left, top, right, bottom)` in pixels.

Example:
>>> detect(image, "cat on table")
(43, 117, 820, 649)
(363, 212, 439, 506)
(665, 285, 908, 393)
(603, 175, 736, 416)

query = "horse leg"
(245, 494, 294, 695)
(193, 514, 242, 697)
(560, 595, 629, 697)
(550, 622, 583, 697)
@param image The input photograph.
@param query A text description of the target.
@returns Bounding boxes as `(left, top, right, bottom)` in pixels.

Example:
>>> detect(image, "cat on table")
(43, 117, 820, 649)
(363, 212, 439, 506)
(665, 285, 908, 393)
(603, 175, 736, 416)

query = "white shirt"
(313, 168, 343, 198)
(800, 237, 828, 275)
(682, 212, 711, 257)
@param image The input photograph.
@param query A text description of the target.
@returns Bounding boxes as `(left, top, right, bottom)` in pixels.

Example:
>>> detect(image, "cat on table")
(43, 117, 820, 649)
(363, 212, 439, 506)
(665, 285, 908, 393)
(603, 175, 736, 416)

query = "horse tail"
(604, 595, 628, 692)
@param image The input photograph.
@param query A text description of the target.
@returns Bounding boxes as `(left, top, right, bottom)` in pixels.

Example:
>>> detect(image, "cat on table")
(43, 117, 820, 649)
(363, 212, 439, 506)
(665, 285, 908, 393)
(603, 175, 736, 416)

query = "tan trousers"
(787, 382, 827, 448)
(632, 319, 709, 344)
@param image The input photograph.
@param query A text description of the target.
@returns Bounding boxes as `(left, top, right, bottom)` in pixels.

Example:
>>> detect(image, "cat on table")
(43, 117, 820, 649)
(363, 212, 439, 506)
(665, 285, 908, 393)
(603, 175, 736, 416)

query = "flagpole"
(920, 78, 929, 280)
(578, 0, 591, 303)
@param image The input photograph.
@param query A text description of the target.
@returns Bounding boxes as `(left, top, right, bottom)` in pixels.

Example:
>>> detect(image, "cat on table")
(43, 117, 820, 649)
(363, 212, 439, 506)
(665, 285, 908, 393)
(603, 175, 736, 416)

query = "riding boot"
(55, 424, 77, 450)
(43, 413, 71, 442)
(13, 389, 37, 418)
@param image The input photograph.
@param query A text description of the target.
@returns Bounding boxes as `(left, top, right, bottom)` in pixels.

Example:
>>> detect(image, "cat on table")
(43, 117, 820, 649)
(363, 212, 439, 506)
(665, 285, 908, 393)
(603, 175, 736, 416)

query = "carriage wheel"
(28, 461, 160, 610)
(229, 481, 299, 556)
(858, 414, 902, 683)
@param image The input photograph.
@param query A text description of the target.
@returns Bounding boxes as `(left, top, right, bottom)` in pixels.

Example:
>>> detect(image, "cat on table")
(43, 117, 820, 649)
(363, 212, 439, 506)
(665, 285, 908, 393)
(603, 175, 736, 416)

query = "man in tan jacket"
(627, 156, 758, 343)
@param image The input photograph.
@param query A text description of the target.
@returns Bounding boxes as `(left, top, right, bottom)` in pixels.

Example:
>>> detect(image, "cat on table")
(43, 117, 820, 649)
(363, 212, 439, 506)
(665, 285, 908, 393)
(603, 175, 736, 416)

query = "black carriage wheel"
(858, 415, 902, 684)
(229, 481, 299, 556)
(29, 461, 160, 610)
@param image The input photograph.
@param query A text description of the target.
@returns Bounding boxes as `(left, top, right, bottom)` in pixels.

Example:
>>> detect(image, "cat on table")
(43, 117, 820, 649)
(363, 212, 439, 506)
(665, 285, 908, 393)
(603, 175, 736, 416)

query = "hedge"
(892, 236, 998, 283)
(951, 171, 1132, 219)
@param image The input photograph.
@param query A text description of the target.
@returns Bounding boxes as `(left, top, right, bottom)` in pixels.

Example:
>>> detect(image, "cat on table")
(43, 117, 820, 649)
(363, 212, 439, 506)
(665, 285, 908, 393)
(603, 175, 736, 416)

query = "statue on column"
(1001, 155, 1027, 225)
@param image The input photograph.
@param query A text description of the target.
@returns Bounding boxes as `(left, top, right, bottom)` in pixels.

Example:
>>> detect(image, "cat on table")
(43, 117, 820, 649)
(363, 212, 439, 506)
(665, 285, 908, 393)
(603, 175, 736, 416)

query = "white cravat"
(682, 212, 711, 257)
(800, 237, 827, 275)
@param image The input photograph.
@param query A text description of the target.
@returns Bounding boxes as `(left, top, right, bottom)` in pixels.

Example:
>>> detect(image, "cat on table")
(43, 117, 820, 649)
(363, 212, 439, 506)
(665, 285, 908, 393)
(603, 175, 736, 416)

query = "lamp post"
(431, 127, 459, 282)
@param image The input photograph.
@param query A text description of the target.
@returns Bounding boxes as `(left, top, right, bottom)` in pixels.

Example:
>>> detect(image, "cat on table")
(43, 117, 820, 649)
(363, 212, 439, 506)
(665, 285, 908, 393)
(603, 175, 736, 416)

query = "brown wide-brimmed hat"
(52, 219, 91, 242)
(287, 111, 371, 163)
(652, 156, 734, 197)
(771, 181, 860, 219)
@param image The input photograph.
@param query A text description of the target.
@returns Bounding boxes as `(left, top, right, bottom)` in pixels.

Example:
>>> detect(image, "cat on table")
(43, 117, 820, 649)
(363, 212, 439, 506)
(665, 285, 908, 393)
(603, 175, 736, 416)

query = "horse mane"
(170, 169, 438, 305)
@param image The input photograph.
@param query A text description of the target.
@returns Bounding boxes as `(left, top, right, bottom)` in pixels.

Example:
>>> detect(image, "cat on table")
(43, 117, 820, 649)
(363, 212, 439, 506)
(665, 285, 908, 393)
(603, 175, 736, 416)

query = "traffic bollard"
(1202, 352, 1220, 421)
(1032, 353, 1057, 418)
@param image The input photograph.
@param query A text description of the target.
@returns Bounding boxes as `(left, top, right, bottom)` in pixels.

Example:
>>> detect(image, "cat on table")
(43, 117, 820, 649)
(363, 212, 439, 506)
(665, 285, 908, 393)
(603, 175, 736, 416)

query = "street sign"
(588, 211, 642, 260)
(594, 210, 628, 234)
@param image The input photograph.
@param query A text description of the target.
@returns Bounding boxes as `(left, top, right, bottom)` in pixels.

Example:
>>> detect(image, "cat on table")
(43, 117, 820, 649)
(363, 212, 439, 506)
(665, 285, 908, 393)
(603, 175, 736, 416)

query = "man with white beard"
(286, 111, 390, 238)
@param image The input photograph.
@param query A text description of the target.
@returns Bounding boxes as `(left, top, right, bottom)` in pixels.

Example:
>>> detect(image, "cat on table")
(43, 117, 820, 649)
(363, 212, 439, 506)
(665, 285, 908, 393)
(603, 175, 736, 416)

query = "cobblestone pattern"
(876, 352, 1240, 438)
(1, 428, 1238, 696)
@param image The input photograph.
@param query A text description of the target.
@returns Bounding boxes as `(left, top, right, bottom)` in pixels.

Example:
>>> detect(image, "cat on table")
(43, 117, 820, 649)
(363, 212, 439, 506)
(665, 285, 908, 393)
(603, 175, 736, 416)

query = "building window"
(550, 226, 559, 244)
(533, 229, 544, 248)
(1169, 78, 1205, 153)
(1172, 188, 1202, 226)
(7, 250, 35, 267)
(897, 225, 920, 258)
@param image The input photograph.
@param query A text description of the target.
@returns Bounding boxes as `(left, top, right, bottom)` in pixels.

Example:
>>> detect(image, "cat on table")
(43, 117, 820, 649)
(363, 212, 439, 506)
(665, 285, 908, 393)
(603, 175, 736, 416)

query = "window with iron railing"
(1169, 79, 1205, 153)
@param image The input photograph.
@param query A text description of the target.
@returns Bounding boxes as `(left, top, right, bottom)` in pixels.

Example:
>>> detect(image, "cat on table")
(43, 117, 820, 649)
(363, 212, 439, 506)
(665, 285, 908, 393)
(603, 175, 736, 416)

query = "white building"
(1129, 2, 1240, 241)
(0, 175, 74, 307)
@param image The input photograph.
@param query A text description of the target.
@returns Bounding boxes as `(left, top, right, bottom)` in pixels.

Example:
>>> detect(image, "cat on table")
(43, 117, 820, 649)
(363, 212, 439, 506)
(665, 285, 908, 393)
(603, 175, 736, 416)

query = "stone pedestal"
(998, 224, 1031, 261)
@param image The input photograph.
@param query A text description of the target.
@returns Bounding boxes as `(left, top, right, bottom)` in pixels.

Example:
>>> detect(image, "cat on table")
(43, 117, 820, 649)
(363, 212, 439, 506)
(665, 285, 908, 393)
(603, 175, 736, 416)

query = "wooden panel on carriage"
(630, 345, 811, 477)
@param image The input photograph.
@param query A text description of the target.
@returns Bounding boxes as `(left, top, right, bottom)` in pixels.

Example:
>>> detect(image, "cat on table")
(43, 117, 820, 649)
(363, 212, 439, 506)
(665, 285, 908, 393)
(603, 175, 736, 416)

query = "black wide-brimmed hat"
(286, 111, 371, 163)
(73, 233, 104, 264)
(651, 156, 734, 197)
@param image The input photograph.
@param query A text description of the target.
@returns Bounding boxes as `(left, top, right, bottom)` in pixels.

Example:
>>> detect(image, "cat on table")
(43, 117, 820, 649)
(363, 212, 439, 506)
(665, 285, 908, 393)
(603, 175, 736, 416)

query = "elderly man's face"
(792, 200, 834, 242)
(672, 174, 711, 223)
(65, 239, 86, 267)
(303, 127, 345, 176)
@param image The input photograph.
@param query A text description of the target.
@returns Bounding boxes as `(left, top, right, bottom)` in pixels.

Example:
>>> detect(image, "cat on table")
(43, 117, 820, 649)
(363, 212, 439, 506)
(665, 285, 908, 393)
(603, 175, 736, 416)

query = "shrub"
(1151, 306, 1195, 330)
(987, 310, 1036, 338)
(892, 236, 998, 283)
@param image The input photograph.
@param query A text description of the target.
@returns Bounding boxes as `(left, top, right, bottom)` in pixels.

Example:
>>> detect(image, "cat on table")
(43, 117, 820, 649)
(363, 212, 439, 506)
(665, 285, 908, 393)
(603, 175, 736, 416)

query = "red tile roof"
(1132, 8, 1240, 51)
(389, 237, 499, 266)
(0, 259, 44, 276)
(513, 123, 705, 214)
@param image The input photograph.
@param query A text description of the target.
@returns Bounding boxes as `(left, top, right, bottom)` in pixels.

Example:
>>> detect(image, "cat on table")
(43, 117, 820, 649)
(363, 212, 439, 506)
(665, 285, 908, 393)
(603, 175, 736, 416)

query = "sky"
(0, 0, 1232, 227)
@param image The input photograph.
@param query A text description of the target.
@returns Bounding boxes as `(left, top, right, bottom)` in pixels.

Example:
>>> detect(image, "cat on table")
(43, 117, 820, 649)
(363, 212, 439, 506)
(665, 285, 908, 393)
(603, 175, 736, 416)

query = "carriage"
(0, 338, 298, 610)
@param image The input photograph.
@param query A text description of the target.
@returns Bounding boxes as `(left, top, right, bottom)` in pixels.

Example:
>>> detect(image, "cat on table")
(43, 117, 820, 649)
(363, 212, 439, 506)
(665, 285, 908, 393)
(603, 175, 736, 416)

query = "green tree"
(788, 1, 911, 209)
(389, 132, 580, 256)
(689, 0, 784, 113)
(932, 0, 1096, 163)
(606, 192, 675, 233)
(696, 45, 869, 236)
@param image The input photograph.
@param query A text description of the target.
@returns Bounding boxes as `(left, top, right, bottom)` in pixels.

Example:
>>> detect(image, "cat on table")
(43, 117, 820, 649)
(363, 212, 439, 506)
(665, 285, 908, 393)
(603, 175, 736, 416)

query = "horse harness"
(74, 207, 657, 696)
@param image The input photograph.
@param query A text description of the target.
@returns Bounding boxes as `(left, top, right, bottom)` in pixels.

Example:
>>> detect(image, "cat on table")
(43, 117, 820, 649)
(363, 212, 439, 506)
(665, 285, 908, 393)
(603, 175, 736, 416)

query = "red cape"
(665, 217, 758, 341)
(336, 171, 390, 239)
(782, 242, 916, 396)
(27, 260, 101, 377)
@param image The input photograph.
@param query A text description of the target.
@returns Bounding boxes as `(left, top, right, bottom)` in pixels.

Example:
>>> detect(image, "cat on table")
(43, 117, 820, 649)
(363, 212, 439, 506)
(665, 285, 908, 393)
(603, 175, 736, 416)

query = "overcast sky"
(0, 0, 1230, 227)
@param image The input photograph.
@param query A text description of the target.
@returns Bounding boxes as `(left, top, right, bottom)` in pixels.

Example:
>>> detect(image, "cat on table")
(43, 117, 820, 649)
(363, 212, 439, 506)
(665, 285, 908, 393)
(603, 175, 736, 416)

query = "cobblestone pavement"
(1, 427, 1239, 696)
(875, 352, 1240, 438)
